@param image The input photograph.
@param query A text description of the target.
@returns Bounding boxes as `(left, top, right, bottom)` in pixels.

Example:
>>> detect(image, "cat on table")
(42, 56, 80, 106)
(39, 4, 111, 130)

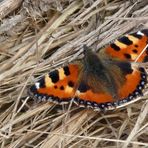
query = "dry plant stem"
(20, 1, 83, 61)
(43, 29, 84, 53)
(0, 1, 83, 81)
(0, 0, 23, 19)
(8, 68, 38, 138)
(0, 12, 60, 73)
(0, 103, 52, 135)
(106, 16, 148, 21)
(41, 26, 75, 56)
(40, 110, 95, 148)
(8, 122, 52, 148)
(79, 4, 113, 23)
(0, 43, 31, 73)
(20, 130, 148, 147)
(0, 0, 148, 147)
(71, 0, 103, 24)
(123, 101, 148, 148)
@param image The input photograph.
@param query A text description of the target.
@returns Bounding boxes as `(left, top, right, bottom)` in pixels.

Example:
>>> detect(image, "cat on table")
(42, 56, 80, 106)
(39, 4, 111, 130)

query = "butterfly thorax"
(81, 47, 122, 99)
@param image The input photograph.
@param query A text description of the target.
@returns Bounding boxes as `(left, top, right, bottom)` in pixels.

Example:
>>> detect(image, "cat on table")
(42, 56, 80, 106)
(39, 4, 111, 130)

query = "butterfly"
(29, 29, 148, 111)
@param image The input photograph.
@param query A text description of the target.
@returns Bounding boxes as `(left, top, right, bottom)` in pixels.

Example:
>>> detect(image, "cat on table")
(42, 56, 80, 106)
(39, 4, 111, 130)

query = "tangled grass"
(0, 0, 148, 147)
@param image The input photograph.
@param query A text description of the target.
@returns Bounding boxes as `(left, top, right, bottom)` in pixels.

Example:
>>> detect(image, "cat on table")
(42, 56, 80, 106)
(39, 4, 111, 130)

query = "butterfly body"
(29, 30, 148, 110)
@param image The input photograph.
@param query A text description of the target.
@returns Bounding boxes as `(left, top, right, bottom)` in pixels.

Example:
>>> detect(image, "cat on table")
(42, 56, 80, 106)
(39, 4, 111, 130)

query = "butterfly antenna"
(83, 44, 89, 53)
(83, 45, 93, 57)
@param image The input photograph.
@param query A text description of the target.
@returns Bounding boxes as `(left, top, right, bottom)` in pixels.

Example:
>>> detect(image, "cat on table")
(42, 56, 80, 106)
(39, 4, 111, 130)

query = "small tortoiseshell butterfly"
(29, 29, 148, 111)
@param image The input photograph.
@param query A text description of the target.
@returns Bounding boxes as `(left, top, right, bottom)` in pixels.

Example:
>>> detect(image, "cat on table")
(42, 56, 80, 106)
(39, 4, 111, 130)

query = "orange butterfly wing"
(105, 30, 148, 62)
(29, 64, 80, 103)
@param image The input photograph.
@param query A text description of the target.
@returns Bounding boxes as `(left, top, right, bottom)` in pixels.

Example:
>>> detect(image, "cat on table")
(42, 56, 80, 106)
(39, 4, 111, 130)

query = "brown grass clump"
(0, 0, 148, 147)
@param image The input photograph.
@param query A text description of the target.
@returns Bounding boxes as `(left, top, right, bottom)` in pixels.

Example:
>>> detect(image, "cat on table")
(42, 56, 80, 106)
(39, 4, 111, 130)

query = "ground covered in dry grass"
(0, 0, 148, 147)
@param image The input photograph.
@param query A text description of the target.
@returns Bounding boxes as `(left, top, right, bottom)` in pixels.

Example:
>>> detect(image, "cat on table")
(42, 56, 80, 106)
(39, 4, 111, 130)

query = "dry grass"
(0, 0, 148, 147)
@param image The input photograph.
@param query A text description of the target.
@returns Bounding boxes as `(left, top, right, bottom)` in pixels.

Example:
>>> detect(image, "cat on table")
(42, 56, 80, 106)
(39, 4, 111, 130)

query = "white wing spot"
(137, 31, 144, 36)
(35, 82, 40, 89)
